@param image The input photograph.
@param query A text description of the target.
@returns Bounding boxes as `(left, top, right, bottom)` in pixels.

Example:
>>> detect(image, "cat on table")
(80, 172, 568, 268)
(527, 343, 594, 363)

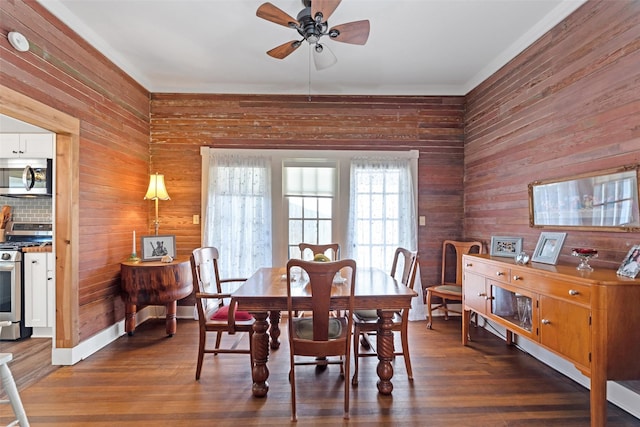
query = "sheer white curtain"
(203, 152, 272, 279)
(346, 157, 424, 320)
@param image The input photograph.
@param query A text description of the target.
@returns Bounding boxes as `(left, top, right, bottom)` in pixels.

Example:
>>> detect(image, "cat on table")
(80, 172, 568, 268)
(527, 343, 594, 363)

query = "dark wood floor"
(2, 317, 639, 426)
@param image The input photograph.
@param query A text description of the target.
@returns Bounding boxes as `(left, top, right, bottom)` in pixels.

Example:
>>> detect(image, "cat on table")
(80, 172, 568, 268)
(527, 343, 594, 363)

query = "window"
(284, 164, 336, 259)
(202, 152, 272, 279)
(346, 158, 416, 274)
(200, 148, 418, 276)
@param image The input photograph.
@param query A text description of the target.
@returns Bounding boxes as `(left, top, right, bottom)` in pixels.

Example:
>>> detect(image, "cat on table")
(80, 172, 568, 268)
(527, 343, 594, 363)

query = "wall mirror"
(529, 164, 640, 232)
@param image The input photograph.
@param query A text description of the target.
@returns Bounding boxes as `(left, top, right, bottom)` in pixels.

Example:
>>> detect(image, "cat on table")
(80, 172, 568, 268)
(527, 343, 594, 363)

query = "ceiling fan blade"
(267, 40, 302, 59)
(256, 2, 297, 28)
(312, 0, 342, 22)
(329, 20, 370, 45)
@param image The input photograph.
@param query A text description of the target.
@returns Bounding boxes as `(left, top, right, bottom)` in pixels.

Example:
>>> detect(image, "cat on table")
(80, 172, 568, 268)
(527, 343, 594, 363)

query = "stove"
(0, 222, 52, 340)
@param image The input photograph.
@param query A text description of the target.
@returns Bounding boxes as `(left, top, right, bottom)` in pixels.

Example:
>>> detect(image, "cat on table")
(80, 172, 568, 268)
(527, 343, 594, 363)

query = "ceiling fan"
(256, 0, 370, 70)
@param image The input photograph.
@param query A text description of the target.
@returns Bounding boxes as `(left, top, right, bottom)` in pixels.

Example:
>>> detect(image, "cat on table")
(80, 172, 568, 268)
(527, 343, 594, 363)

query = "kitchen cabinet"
(0, 133, 54, 158)
(24, 251, 54, 329)
(462, 254, 640, 426)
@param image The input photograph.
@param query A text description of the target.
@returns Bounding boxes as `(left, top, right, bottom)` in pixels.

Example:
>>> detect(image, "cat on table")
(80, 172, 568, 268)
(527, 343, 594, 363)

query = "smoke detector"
(8, 32, 30, 52)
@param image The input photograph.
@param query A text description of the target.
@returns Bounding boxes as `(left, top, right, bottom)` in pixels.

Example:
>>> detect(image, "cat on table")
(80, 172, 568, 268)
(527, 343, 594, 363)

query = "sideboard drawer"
(464, 259, 511, 283)
(534, 277, 591, 306)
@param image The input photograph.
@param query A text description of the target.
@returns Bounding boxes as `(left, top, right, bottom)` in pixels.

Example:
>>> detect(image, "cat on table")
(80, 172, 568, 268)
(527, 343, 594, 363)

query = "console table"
(462, 254, 640, 427)
(120, 258, 193, 336)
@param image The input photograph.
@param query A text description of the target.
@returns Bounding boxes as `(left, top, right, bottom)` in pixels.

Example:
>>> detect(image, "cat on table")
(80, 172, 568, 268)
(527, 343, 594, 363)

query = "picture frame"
(532, 232, 566, 265)
(141, 234, 176, 261)
(490, 236, 523, 258)
(617, 244, 640, 278)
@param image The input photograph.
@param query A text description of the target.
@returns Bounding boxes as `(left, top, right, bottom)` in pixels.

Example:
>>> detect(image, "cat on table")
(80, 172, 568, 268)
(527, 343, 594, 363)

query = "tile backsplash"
(0, 196, 52, 223)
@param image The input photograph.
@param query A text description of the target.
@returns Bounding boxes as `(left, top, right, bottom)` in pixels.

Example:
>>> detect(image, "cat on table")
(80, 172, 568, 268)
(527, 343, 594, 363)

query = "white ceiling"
(35, 0, 586, 96)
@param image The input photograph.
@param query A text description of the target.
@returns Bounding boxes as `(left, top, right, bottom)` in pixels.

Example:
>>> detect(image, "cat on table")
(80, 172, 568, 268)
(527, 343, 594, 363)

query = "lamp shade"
(144, 173, 170, 200)
(313, 43, 337, 71)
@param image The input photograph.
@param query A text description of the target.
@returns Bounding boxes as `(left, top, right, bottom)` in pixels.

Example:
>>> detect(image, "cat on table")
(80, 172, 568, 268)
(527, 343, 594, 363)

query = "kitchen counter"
(21, 246, 53, 253)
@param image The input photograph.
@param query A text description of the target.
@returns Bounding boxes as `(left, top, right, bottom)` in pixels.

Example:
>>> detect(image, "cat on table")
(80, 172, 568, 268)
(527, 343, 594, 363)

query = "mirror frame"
(528, 164, 640, 232)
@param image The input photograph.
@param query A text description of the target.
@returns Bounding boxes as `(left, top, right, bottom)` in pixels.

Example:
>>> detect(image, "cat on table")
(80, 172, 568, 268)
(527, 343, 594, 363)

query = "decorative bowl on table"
(572, 248, 598, 271)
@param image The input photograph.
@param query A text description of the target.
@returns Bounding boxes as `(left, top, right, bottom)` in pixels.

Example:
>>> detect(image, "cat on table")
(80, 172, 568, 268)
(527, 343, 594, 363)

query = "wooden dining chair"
(0, 320, 29, 427)
(425, 240, 483, 329)
(190, 247, 255, 380)
(298, 242, 340, 261)
(297, 242, 341, 317)
(286, 258, 356, 421)
(351, 247, 418, 386)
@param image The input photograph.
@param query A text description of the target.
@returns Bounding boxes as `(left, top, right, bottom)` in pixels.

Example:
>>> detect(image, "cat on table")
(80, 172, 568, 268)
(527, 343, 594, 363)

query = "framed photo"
(532, 232, 566, 265)
(490, 236, 523, 258)
(141, 235, 176, 261)
(617, 244, 640, 278)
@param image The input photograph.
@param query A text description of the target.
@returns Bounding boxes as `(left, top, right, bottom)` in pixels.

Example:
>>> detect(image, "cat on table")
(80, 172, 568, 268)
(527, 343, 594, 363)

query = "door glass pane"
(318, 219, 332, 242)
(491, 285, 532, 332)
(303, 198, 317, 218)
(289, 220, 302, 245)
(289, 196, 303, 217)
(318, 198, 332, 217)
(303, 220, 318, 244)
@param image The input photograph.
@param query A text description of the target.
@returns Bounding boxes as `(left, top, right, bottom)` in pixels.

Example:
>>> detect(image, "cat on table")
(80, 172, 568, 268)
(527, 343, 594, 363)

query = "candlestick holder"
(127, 253, 140, 263)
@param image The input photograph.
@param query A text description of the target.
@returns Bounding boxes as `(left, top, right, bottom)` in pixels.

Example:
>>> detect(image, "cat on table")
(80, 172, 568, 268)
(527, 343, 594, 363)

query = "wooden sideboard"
(120, 258, 193, 336)
(462, 254, 640, 426)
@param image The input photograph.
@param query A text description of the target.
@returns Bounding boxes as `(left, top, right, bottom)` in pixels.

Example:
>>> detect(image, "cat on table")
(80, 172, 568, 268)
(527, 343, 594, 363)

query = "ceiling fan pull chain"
(308, 46, 312, 102)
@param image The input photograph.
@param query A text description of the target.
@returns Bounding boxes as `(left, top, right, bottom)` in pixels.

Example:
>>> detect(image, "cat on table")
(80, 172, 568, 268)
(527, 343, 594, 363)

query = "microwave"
(0, 158, 53, 197)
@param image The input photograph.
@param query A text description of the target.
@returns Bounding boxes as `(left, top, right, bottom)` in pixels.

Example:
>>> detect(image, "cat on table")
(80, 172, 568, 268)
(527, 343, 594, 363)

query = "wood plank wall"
(464, 0, 640, 269)
(150, 94, 466, 295)
(2, 0, 638, 351)
(1, 1, 151, 341)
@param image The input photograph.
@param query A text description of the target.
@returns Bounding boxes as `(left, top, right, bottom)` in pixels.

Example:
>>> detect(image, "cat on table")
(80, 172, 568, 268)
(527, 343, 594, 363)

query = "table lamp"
(144, 172, 170, 235)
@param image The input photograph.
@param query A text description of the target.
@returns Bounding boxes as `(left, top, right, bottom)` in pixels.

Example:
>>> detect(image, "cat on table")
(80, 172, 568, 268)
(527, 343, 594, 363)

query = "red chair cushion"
(210, 305, 253, 321)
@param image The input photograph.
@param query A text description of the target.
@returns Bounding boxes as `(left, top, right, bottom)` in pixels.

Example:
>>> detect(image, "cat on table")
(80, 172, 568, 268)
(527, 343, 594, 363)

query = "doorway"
(0, 84, 80, 355)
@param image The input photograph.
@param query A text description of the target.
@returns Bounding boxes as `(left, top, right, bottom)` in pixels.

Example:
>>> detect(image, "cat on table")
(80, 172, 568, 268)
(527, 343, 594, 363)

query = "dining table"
(231, 266, 417, 398)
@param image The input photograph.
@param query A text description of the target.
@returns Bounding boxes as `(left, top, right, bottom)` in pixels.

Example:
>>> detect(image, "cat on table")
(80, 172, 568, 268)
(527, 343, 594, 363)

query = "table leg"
(268, 310, 281, 349)
(376, 310, 395, 395)
(125, 303, 137, 336)
(251, 311, 271, 397)
(165, 301, 177, 336)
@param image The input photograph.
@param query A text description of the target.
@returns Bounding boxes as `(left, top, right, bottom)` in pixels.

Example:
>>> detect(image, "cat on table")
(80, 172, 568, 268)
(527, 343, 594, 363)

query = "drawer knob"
(477, 292, 486, 297)
(485, 296, 494, 301)
(496, 271, 505, 276)
(513, 275, 522, 281)
(541, 319, 551, 325)
(568, 289, 579, 296)
(465, 263, 472, 267)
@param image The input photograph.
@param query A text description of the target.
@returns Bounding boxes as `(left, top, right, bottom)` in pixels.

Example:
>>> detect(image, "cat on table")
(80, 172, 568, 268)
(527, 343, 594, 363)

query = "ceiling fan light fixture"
(257, 0, 369, 62)
(313, 43, 337, 70)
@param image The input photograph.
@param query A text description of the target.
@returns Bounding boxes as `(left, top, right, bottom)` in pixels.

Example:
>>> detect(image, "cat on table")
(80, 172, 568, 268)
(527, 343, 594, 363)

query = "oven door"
(0, 262, 20, 322)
